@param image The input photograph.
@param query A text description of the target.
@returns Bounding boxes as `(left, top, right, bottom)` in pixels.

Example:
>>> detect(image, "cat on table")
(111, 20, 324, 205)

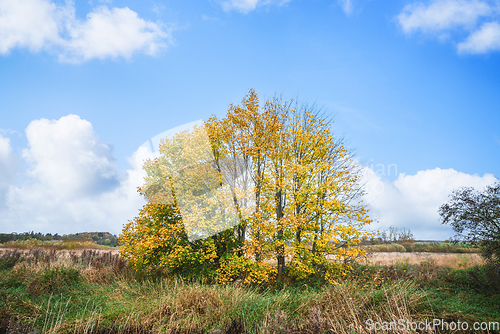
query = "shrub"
(447, 263, 500, 296)
(120, 203, 240, 280)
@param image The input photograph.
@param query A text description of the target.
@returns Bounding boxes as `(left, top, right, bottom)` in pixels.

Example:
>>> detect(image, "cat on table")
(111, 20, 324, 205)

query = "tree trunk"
(237, 224, 246, 257)
(276, 189, 285, 282)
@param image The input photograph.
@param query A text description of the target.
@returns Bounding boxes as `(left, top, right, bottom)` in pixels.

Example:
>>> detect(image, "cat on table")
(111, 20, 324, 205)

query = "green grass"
(350, 260, 500, 325)
(0, 249, 498, 333)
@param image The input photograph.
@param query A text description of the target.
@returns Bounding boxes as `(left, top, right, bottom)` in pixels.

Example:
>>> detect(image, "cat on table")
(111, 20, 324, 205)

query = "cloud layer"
(0, 0, 170, 62)
(338, 0, 353, 15)
(363, 167, 498, 240)
(397, 0, 500, 54)
(0, 134, 18, 206)
(219, 0, 290, 13)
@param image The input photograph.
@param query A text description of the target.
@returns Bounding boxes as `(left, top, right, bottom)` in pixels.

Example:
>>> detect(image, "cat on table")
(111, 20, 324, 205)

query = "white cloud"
(457, 21, 500, 52)
(397, 0, 492, 34)
(1, 115, 152, 234)
(61, 6, 169, 62)
(219, 0, 290, 13)
(0, 0, 62, 54)
(22, 115, 120, 197)
(0, 134, 18, 203)
(338, 0, 353, 15)
(396, 0, 500, 54)
(363, 167, 497, 240)
(0, 135, 13, 166)
(0, 0, 170, 62)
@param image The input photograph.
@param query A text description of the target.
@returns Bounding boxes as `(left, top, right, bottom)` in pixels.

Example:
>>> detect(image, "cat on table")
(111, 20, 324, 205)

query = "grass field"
(0, 247, 499, 333)
(363, 252, 484, 269)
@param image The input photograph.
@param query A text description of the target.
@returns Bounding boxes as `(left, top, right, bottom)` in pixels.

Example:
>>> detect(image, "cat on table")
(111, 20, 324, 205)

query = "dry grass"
(1, 248, 437, 334)
(1, 248, 128, 286)
(310, 281, 430, 334)
(71, 277, 429, 334)
(361, 252, 484, 269)
(3, 248, 497, 333)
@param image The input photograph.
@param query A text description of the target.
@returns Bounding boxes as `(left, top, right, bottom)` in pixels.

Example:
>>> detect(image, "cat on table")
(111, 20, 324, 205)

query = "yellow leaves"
(205, 90, 376, 281)
(288, 258, 316, 280)
(122, 89, 374, 284)
(216, 252, 276, 284)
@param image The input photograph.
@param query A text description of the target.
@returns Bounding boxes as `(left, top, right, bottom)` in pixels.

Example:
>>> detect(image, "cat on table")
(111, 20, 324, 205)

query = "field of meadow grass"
(364, 252, 484, 268)
(362, 242, 481, 254)
(0, 245, 499, 334)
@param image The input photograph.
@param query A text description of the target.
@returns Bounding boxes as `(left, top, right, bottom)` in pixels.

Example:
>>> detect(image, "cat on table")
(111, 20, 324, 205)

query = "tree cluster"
(120, 90, 373, 283)
(0, 232, 62, 243)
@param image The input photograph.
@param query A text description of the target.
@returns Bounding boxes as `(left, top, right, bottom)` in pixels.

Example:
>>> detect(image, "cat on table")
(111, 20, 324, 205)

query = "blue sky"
(0, 0, 499, 239)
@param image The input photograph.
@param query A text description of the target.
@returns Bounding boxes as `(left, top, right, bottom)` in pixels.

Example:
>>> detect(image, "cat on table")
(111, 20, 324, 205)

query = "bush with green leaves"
(439, 181, 500, 265)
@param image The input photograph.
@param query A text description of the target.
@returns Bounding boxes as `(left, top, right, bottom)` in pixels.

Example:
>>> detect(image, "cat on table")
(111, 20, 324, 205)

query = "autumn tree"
(121, 89, 372, 283)
(207, 90, 372, 282)
(120, 124, 242, 279)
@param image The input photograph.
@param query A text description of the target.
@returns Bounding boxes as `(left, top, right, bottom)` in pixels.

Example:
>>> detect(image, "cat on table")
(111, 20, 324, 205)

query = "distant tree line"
(0, 231, 119, 247)
(0, 232, 62, 243)
(367, 226, 414, 245)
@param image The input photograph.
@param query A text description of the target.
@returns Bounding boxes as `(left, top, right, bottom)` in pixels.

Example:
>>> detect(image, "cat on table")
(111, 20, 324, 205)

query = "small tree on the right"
(439, 181, 500, 265)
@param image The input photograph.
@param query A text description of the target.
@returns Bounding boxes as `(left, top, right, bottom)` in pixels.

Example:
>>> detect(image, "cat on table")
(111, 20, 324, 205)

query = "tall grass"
(1, 249, 498, 333)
